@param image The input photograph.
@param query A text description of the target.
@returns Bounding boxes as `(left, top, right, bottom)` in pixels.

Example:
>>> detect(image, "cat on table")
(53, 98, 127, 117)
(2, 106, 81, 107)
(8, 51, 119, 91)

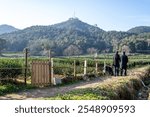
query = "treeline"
(121, 33, 150, 53)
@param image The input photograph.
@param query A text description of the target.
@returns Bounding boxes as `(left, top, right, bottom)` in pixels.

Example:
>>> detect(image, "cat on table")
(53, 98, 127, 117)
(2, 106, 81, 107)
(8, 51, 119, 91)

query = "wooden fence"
(31, 61, 51, 86)
(0, 48, 102, 86)
(51, 59, 101, 78)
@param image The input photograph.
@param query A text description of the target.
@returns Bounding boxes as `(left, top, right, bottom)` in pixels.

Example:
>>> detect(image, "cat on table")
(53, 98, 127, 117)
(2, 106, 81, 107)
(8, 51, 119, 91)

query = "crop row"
(0, 57, 150, 79)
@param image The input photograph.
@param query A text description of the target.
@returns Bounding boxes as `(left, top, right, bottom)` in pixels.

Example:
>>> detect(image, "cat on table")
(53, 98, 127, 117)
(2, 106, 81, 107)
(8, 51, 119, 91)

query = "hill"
(0, 24, 19, 35)
(0, 18, 109, 55)
(127, 26, 150, 34)
(0, 18, 150, 55)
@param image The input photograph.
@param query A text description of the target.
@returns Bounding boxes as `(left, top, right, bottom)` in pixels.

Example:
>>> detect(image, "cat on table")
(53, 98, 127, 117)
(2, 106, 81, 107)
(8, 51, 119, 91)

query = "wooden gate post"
(51, 58, 54, 84)
(24, 48, 28, 85)
(95, 61, 98, 74)
(48, 49, 52, 85)
(49, 49, 51, 61)
(84, 60, 87, 75)
(74, 60, 76, 79)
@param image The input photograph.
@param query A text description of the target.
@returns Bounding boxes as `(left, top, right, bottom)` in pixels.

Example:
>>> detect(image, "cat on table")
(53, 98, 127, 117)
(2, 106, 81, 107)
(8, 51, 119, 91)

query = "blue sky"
(0, 0, 150, 31)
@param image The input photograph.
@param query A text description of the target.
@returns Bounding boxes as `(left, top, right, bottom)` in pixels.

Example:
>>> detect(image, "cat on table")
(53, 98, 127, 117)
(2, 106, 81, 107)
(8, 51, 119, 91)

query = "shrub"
(0, 59, 23, 79)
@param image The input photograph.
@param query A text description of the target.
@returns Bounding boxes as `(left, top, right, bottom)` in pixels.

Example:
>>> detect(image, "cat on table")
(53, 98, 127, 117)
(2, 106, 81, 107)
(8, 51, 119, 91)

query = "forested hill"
(127, 26, 150, 34)
(0, 18, 150, 56)
(0, 24, 19, 35)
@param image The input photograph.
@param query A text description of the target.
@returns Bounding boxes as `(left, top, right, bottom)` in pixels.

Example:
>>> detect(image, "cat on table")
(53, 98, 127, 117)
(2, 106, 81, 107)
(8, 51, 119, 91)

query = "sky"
(0, 0, 150, 31)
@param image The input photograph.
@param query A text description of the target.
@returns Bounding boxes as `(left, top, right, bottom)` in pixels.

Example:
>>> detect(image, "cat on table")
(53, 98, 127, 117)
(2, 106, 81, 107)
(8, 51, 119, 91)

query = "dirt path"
(0, 76, 111, 100)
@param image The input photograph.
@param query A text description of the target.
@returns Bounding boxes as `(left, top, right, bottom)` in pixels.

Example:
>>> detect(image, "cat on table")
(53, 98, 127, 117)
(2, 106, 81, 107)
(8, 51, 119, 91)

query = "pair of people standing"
(113, 51, 128, 76)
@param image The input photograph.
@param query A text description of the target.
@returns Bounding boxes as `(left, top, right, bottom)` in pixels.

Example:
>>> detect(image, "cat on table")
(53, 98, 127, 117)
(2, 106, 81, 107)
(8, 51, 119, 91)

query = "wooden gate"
(31, 61, 51, 86)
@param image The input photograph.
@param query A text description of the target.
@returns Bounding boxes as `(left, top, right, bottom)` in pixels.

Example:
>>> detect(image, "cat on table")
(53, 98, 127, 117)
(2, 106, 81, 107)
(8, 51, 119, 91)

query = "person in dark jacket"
(120, 51, 128, 76)
(113, 51, 121, 76)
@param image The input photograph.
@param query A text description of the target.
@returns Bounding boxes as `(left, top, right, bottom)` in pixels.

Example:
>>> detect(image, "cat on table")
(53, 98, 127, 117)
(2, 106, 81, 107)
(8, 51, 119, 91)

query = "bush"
(0, 81, 34, 96)
(0, 59, 23, 79)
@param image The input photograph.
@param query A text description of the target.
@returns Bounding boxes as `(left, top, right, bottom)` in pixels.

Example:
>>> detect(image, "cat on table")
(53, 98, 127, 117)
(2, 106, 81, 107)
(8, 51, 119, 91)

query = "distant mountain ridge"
(0, 24, 19, 34)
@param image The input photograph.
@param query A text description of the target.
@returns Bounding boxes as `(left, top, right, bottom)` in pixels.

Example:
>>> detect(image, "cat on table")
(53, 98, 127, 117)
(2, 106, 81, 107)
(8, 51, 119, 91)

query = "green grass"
(0, 81, 35, 96)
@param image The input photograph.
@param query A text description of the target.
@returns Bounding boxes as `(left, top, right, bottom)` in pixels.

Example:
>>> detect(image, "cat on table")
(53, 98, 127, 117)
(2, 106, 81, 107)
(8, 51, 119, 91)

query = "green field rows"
(0, 54, 150, 79)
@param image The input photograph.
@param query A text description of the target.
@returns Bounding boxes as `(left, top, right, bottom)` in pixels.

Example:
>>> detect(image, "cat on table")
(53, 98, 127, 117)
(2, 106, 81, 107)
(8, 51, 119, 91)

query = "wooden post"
(103, 60, 106, 73)
(84, 60, 87, 75)
(74, 60, 76, 79)
(24, 48, 28, 85)
(49, 50, 52, 85)
(51, 58, 54, 84)
(49, 49, 51, 61)
(95, 61, 98, 74)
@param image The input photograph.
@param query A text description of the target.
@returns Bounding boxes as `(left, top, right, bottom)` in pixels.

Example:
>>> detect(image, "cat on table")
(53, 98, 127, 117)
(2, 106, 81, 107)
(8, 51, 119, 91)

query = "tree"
(0, 38, 6, 55)
(135, 41, 148, 53)
(128, 42, 136, 53)
(87, 47, 97, 55)
(28, 40, 43, 56)
(122, 45, 130, 54)
(63, 45, 82, 56)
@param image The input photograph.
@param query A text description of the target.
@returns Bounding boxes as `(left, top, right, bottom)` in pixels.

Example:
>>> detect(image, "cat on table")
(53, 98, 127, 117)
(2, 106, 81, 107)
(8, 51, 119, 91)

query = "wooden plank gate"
(31, 61, 51, 86)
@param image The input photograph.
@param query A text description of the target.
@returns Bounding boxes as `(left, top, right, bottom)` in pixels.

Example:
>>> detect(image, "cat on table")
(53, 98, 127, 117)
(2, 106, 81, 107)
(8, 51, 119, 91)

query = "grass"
(0, 80, 35, 96)
(44, 66, 150, 100)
